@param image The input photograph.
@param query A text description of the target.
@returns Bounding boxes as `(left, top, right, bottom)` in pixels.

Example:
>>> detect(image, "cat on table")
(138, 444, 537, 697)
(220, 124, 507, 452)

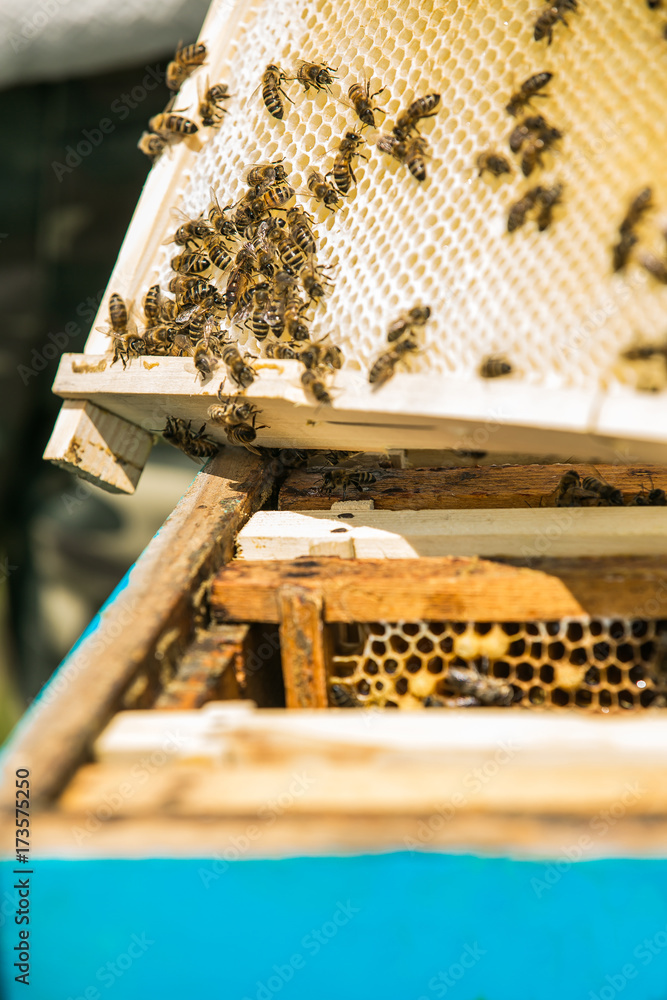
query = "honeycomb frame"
(328, 618, 667, 711)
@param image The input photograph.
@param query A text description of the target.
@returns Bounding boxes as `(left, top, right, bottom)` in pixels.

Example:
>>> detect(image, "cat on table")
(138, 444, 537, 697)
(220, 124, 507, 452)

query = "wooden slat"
(237, 507, 667, 560)
(278, 588, 329, 708)
(43, 399, 153, 494)
(210, 556, 667, 623)
(153, 625, 247, 709)
(280, 463, 667, 511)
(0, 449, 275, 810)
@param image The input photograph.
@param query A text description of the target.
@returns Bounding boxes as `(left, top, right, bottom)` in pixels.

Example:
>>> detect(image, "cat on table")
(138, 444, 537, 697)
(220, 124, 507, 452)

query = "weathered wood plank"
(153, 625, 248, 709)
(279, 463, 667, 511)
(237, 508, 667, 560)
(43, 399, 153, 494)
(0, 449, 275, 810)
(278, 588, 329, 708)
(210, 556, 667, 623)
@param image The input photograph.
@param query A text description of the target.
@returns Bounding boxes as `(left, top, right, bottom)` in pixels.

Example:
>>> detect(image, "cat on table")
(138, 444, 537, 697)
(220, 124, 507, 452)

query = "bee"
(221, 342, 256, 388)
(329, 684, 361, 707)
(368, 334, 419, 387)
(202, 233, 233, 273)
(612, 230, 638, 272)
(211, 393, 262, 424)
(262, 64, 292, 120)
(138, 131, 166, 160)
(301, 260, 334, 300)
(143, 284, 162, 324)
(348, 79, 385, 128)
(301, 367, 332, 405)
(403, 135, 430, 182)
(387, 305, 431, 342)
(330, 131, 367, 194)
(171, 251, 211, 274)
(393, 93, 441, 140)
(295, 61, 337, 93)
(535, 184, 563, 231)
(168, 211, 211, 248)
(264, 341, 301, 359)
(224, 245, 256, 316)
(299, 338, 343, 370)
(307, 170, 342, 211)
(169, 276, 216, 307)
(256, 180, 295, 211)
(274, 231, 308, 271)
(441, 665, 514, 707)
(581, 474, 624, 506)
(534, 0, 578, 45)
(161, 417, 218, 460)
(521, 127, 561, 177)
(321, 469, 377, 499)
(108, 292, 129, 333)
(507, 187, 540, 232)
(477, 151, 512, 177)
(110, 333, 145, 367)
(246, 160, 287, 190)
(148, 113, 199, 140)
(208, 192, 238, 240)
(198, 81, 231, 127)
(166, 41, 207, 91)
(505, 72, 553, 117)
(286, 207, 317, 256)
(648, 632, 667, 690)
(207, 396, 266, 453)
(284, 292, 310, 341)
(479, 355, 513, 378)
(376, 133, 406, 162)
(552, 470, 600, 507)
(629, 485, 667, 506)
(622, 342, 667, 362)
(243, 282, 272, 341)
(620, 187, 653, 233)
(638, 251, 667, 284)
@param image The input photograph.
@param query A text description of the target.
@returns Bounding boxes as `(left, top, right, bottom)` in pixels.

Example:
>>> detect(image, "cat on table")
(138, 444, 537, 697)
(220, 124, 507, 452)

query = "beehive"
(47, 0, 667, 492)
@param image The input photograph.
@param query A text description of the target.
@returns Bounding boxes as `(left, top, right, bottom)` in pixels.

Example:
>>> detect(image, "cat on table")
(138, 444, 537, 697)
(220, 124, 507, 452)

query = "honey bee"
(552, 469, 600, 507)
(246, 160, 287, 190)
(243, 282, 272, 341)
(638, 251, 667, 283)
(520, 127, 561, 177)
(110, 333, 146, 367)
(138, 131, 166, 160)
(161, 416, 218, 460)
(171, 251, 211, 274)
(207, 396, 266, 453)
(201, 233, 233, 273)
(198, 81, 231, 127)
(330, 131, 367, 194)
(284, 292, 310, 341)
(256, 180, 295, 211)
(274, 231, 308, 271)
(166, 41, 207, 91)
(168, 210, 211, 248)
(143, 284, 162, 324)
(581, 473, 624, 506)
(392, 94, 441, 140)
(295, 61, 337, 93)
(212, 392, 262, 424)
(169, 275, 216, 307)
(620, 187, 653, 233)
(262, 64, 292, 120)
(536, 183, 563, 230)
(148, 113, 199, 140)
(348, 79, 385, 128)
(534, 0, 578, 45)
(403, 135, 430, 182)
(299, 338, 343, 370)
(224, 245, 256, 316)
(321, 469, 376, 498)
(629, 484, 667, 506)
(368, 334, 419, 387)
(286, 207, 317, 256)
(301, 260, 334, 300)
(301, 368, 332, 405)
(440, 664, 514, 707)
(505, 72, 553, 117)
(307, 170, 342, 211)
(264, 342, 301, 359)
(221, 342, 256, 388)
(208, 191, 238, 240)
(376, 133, 406, 163)
(622, 342, 667, 362)
(612, 230, 638, 272)
(387, 306, 431, 342)
(479, 355, 513, 378)
(507, 189, 539, 232)
(329, 683, 361, 707)
(477, 151, 512, 177)
(108, 292, 129, 333)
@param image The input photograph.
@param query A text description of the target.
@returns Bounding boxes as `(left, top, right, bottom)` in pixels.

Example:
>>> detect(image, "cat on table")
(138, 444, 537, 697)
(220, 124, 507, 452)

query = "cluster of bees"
(477, 72, 563, 234)
(138, 41, 230, 161)
(546, 469, 666, 507)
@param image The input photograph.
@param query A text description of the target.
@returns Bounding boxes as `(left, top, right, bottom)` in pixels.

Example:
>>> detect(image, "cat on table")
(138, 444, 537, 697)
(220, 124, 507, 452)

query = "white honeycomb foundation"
(82, 0, 667, 456)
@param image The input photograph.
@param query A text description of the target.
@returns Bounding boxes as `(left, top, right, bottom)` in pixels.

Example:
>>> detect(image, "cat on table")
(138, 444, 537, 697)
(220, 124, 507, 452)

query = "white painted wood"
(43, 399, 153, 494)
(235, 507, 667, 560)
(52, 354, 667, 461)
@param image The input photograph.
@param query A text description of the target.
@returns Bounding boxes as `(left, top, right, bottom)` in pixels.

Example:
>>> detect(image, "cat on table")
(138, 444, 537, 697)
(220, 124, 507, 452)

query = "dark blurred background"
(0, 0, 213, 741)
